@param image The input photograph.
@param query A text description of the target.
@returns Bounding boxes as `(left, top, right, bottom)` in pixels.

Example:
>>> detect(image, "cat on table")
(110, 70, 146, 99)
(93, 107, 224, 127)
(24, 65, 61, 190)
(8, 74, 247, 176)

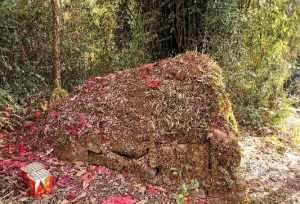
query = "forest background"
(0, 0, 299, 128)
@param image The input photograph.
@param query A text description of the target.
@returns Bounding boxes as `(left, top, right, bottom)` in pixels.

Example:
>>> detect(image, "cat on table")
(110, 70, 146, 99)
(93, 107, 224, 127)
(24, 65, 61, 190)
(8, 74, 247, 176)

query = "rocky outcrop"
(43, 52, 244, 203)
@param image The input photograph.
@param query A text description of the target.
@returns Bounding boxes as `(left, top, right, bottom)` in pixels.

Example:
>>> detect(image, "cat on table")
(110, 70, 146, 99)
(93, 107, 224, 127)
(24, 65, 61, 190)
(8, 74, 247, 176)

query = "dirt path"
(240, 108, 300, 204)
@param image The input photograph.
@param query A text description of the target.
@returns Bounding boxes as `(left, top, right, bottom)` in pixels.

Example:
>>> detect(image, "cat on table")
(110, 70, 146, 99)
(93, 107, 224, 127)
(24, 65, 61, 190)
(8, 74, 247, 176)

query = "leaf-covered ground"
(240, 108, 300, 204)
(0, 129, 206, 204)
(0, 139, 176, 204)
(1, 112, 300, 204)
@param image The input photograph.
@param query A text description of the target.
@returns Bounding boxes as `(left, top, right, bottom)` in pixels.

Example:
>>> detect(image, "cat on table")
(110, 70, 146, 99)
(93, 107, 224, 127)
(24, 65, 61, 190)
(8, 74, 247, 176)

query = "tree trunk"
(51, 0, 61, 89)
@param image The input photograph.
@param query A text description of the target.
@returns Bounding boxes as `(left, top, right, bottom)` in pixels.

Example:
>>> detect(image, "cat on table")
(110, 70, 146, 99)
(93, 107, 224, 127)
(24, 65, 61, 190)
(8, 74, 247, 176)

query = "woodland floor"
(0, 108, 300, 204)
(240, 107, 300, 204)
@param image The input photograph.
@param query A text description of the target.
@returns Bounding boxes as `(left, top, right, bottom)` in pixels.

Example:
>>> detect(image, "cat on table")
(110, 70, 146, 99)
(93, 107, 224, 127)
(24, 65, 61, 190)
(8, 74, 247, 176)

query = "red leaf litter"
(56, 175, 73, 188)
(0, 132, 7, 139)
(92, 166, 112, 176)
(184, 197, 208, 204)
(184, 197, 192, 204)
(83, 80, 97, 93)
(65, 114, 87, 136)
(143, 63, 154, 70)
(65, 189, 80, 201)
(146, 79, 160, 89)
(17, 143, 27, 157)
(80, 165, 112, 189)
(23, 121, 38, 135)
(146, 185, 165, 197)
(0, 159, 27, 170)
(195, 199, 208, 204)
(80, 171, 95, 189)
(34, 111, 41, 120)
(3, 143, 14, 154)
(100, 135, 109, 144)
(47, 111, 59, 120)
(139, 64, 152, 80)
(102, 196, 136, 204)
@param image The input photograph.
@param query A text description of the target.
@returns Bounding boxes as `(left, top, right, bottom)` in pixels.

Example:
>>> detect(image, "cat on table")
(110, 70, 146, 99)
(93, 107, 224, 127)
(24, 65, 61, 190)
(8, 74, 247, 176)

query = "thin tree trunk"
(51, 0, 61, 89)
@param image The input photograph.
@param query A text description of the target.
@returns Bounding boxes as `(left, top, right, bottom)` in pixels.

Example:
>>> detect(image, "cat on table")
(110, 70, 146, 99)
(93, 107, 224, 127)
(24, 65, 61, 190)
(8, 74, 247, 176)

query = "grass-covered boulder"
(43, 52, 243, 202)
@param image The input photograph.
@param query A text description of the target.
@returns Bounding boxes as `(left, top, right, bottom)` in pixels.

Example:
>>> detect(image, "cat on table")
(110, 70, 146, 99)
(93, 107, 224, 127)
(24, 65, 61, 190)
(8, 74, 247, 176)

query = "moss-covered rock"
(43, 52, 244, 202)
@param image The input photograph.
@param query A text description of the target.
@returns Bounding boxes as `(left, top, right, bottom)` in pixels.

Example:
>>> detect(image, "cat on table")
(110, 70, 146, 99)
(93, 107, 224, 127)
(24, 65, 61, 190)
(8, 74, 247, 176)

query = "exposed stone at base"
(43, 52, 245, 202)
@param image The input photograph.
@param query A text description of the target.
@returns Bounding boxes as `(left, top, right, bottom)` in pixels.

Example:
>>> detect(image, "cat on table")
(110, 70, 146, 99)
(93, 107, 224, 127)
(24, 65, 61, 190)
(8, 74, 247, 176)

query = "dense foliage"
(204, 0, 299, 125)
(0, 0, 150, 103)
(0, 1, 50, 101)
(0, 0, 299, 126)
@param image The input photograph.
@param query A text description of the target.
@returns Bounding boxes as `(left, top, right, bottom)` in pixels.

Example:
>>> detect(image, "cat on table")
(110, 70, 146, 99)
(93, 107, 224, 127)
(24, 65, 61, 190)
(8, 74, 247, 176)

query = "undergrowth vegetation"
(205, 0, 299, 126)
(0, 89, 19, 131)
(0, 0, 150, 103)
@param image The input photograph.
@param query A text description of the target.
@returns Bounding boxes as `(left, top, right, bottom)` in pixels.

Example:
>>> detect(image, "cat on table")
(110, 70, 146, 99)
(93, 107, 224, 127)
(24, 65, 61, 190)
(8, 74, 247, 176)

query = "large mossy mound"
(43, 52, 243, 202)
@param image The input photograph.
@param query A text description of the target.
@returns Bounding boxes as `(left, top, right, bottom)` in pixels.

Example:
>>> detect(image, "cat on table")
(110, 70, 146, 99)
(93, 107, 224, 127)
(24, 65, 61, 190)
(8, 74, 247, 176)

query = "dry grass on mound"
(43, 52, 235, 152)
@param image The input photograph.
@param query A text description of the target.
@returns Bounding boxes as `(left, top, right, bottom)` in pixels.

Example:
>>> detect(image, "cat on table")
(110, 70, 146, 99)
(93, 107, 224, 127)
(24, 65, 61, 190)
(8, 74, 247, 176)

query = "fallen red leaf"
(146, 79, 160, 89)
(27, 154, 40, 162)
(93, 166, 112, 176)
(195, 199, 208, 204)
(29, 124, 38, 135)
(102, 196, 136, 204)
(0, 159, 27, 170)
(24, 121, 38, 135)
(78, 114, 87, 129)
(56, 175, 72, 188)
(184, 197, 192, 204)
(65, 114, 88, 136)
(83, 80, 97, 93)
(146, 185, 160, 197)
(47, 111, 59, 120)
(100, 135, 109, 144)
(65, 190, 78, 201)
(66, 125, 79, 136)
(143, 63, 153, 70)
(0, 132, 7, 139)
(80, 171, 95, 189)
(3, 144, 14, 154)
(142, 63, 154, 77)
(34, 111, 41, 120)
(17, 144, 27, 157)
(139, 64, 153, 80)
